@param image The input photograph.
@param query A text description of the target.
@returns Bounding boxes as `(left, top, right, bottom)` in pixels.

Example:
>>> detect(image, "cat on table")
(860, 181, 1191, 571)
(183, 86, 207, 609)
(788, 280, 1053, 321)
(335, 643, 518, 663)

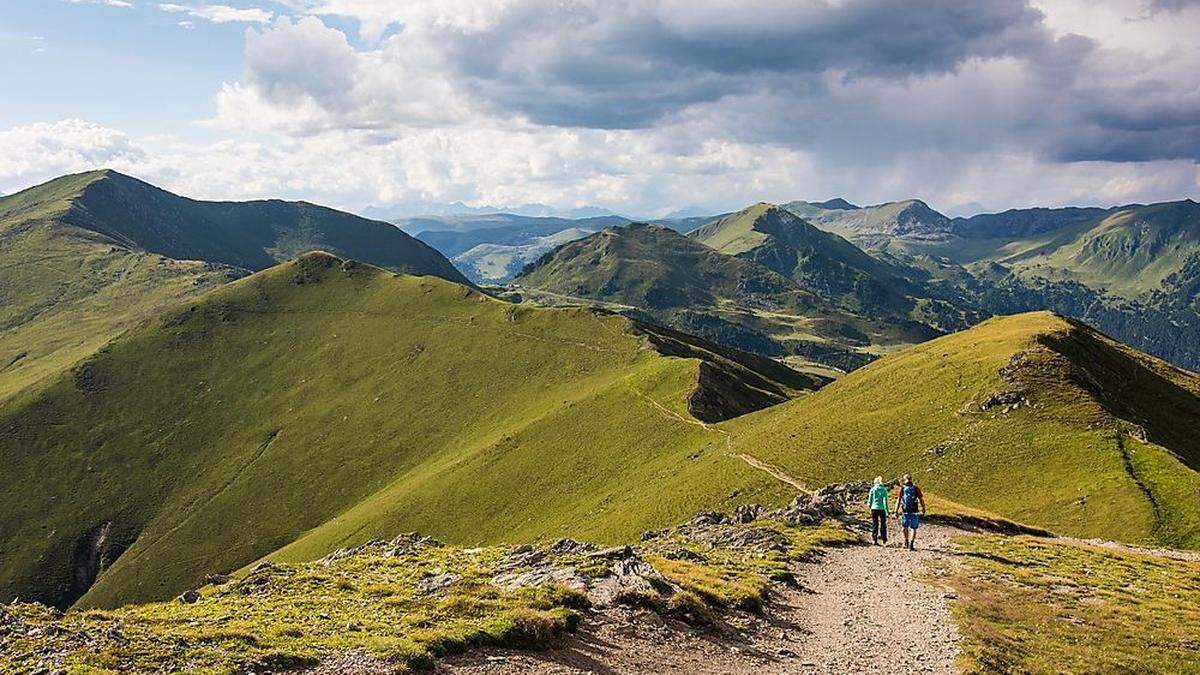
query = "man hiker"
(895, 474, 926, 550)
(867, 476, 890, 545)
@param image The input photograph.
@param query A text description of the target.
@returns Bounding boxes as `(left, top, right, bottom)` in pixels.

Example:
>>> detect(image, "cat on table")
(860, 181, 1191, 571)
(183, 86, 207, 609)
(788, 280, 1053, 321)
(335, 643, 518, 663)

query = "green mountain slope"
(1000, 200, 1200, 298)
(690, 204, 979, 334)
(512, 222, 937, 371)
(0, 171, 468, 402)
(722, 311, 1200, 549)
(0, 253, 807, 610)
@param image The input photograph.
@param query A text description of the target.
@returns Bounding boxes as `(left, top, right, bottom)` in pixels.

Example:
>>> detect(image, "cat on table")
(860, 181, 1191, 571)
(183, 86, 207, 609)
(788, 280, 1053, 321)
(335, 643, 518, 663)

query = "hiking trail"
(433, 523, 964, 675)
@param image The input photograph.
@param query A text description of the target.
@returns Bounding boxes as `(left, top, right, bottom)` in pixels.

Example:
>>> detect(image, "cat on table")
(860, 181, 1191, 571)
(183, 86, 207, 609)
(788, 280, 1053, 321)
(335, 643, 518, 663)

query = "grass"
(721, 311, 1200, 548)
(1, 510, 855, 673)
(947, 534, 1200, 673)
(1, 539, 583, 673)
(0, 253, 798, 610)
(0, 169, 468, 404)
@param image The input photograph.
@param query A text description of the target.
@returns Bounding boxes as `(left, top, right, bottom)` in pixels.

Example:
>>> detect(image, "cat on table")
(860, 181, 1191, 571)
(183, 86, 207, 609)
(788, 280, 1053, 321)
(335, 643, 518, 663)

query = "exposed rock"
(733, 504, 765, 523)
(249, 561, 274, 574)
(979, 390, 1026, 411)
(585, 545, 634, 560)
(416, 573, 460, 595)
(548, 538, 595, 555)
(494, 547, 546, 574)
(203, 573, 230, 586)
(386, 532, 442, 557)
(176, 589, 200, 604)
(494, 567, 588, 592)
(588, 556, 679, 608)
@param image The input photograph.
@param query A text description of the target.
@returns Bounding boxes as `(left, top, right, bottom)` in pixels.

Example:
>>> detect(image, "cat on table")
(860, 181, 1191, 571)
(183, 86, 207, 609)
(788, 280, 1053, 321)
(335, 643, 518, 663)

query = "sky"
(0, 0, 1198, 217)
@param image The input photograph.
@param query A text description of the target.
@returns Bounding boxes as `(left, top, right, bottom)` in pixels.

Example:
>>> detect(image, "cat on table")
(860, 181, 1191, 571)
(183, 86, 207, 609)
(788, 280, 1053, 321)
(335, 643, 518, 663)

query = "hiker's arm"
(918, 487, 927, 514)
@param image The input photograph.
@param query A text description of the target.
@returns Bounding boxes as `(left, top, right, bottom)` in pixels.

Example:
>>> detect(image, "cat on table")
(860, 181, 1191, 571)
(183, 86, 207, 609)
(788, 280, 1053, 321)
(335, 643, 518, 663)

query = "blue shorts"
(901, 513, 921, 529)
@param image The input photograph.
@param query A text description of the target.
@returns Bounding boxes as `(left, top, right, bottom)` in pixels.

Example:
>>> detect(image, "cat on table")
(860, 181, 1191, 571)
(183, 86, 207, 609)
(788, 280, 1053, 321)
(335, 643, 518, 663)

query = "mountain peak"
(812, 198, 859, 210)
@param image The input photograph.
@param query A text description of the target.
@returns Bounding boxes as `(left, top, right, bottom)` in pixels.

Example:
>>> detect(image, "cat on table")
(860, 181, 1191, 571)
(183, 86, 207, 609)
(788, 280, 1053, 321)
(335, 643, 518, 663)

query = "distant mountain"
(5, 170, 467, 282)
(689, 203, 979, 332)
(952, 206, 1111, 240)
(514, 222, 944, 371)
(0, 170, 468, 402)
(413, 215, 631, 283)
(381, 205, 626, 228)
(783, 198, 956, 251)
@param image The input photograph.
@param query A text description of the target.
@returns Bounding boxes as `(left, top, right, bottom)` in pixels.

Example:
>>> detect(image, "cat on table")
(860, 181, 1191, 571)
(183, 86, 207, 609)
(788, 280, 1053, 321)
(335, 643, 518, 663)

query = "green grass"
(2, 539, 582, 673)
(0, 169, 468, 404)
(1, 509, 855, 673)
(721, 311, 1200, 548)
(948, 534, 1200, 673)
(0, 253, 797, 610)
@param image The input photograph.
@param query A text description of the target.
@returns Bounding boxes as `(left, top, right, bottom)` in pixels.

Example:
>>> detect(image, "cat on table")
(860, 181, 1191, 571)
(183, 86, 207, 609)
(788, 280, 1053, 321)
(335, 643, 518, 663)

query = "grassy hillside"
(1002, 200, 1200, 298)
(0, 253, 808, 611)
(513, 222, 937, 371)
(720, 311, 1200, 549)
(0, 170, 468, 403)
(690, 204, 979, 334)
(0, 174, 244, 403)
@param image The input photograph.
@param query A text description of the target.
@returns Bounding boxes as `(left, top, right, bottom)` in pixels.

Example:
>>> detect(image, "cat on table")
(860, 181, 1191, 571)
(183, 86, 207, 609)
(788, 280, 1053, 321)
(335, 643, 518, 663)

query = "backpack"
(901, 485, 920, 513)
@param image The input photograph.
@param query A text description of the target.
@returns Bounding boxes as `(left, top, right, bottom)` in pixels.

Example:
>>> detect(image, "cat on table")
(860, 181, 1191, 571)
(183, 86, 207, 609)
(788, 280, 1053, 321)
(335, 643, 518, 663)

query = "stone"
(177, 589, 200, 604)
(416, 573, 460, 595)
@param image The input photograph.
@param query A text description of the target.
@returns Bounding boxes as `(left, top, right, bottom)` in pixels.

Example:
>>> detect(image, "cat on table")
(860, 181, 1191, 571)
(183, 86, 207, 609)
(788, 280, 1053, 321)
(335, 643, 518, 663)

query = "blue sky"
(1, 0, 1198, 217)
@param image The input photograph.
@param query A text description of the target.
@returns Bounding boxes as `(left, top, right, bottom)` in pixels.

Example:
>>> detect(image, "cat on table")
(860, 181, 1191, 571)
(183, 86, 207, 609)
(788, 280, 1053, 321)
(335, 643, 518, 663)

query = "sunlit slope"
(0, 170, 467, 402)
(725, 311, 1200, 548)
(0, 253, 797, 610)
(0, 174, 241, 403)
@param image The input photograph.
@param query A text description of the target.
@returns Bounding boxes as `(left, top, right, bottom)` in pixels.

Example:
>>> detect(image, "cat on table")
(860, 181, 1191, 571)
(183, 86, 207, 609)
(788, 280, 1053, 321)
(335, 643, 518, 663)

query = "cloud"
(0, 120, 145, 191)
(21, 1, 1200, 215)
(157, 3, 273, 23)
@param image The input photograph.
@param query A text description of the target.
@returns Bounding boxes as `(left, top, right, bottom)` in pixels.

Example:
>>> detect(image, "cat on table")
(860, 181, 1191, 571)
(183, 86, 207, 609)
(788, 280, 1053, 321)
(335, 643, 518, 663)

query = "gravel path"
(787, 522, 961, 673)
(437, 522, 965, 674)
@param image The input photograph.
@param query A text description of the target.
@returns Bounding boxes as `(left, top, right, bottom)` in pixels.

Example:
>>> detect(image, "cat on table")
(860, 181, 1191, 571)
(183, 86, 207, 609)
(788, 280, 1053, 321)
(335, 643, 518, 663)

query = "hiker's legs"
(871, 509, 887, 544)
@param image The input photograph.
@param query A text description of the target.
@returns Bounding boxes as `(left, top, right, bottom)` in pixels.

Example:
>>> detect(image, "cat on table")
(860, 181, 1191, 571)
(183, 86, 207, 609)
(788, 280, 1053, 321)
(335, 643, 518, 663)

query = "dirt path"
(787, 522, 961, 673)
(437, 522, 964, 674)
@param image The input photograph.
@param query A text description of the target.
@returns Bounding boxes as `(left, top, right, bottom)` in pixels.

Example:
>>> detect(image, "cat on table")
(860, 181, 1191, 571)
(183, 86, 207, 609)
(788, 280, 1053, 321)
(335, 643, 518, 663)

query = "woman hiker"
(867, 476, 890, 545)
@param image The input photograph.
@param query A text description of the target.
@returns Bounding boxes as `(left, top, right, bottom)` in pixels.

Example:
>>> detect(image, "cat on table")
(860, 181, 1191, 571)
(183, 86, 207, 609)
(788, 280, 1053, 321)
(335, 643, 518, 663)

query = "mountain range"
(1, 170, 1198, 673)
(505, 196, 1200, 373)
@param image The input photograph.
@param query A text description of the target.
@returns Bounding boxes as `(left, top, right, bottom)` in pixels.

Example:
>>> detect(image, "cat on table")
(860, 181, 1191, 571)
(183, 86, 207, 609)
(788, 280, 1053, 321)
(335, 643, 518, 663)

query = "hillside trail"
(436, 522, 964, 675)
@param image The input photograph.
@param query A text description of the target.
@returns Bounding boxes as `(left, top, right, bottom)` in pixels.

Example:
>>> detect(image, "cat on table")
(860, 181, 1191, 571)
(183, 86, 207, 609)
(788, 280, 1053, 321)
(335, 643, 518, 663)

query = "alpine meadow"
(2, 1, 1199, 673)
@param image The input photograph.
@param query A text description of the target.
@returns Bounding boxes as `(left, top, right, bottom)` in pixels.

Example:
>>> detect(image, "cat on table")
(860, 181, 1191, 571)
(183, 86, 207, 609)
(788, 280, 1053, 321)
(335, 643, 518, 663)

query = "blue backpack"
(901, 485, 920, 513)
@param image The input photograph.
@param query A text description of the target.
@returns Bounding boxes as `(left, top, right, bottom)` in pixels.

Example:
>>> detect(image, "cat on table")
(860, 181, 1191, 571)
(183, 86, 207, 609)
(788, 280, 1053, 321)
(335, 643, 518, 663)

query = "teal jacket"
(868, 484, 890, 512)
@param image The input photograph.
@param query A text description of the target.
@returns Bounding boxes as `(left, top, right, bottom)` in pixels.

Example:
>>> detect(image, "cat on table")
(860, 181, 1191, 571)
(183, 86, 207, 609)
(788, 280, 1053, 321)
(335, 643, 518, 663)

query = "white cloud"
(0, 120, 145, 191)
(19, 1, 1200, 215)
(157, 3, 273, 24)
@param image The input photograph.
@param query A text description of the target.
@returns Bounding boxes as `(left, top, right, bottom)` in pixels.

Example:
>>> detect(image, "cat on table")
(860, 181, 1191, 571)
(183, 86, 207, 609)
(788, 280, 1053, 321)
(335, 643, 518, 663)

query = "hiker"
(867, 476, 890, 545)
(895, 474, 926, 550)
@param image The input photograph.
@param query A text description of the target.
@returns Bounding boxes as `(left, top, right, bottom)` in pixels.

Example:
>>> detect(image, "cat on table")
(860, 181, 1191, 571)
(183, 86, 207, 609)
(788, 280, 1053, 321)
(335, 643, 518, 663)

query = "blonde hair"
(874, 476, 883, 485)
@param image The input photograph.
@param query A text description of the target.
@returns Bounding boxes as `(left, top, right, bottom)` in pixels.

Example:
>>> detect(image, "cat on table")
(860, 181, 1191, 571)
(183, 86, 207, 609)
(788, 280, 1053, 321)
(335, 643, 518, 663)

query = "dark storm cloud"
(439, 0, 1052, 128)
(243, 0, 1200, 164)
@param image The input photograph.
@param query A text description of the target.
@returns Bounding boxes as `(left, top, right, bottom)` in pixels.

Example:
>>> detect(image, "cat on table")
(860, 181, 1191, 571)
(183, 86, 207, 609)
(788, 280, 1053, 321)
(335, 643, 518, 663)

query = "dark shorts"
(901, 513, 921, 529)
